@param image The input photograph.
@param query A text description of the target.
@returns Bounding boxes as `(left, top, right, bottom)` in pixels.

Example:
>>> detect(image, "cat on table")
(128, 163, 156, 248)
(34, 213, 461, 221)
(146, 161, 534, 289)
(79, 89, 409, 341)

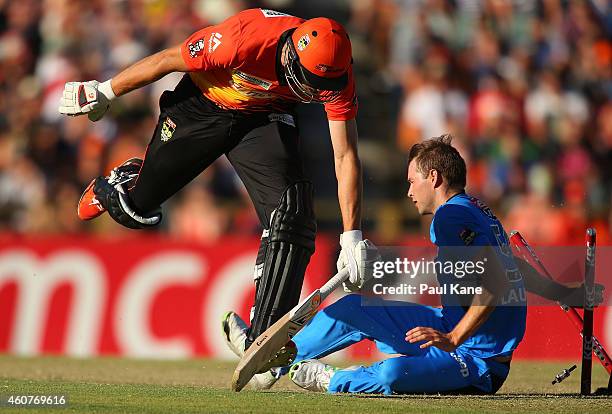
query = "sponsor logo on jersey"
(160, 117, 176, 142)
(188, 38, 205, 58)
(231, 83, 277, 99)
(261, 9, 292, 18)
(459, 228, 476, 245)
(234, 71, 273, 90)
(449, 352, 470, 378)
(230, 72, 277, 99)
(208, 32, 222, 53)
(297, 34, 310, 51)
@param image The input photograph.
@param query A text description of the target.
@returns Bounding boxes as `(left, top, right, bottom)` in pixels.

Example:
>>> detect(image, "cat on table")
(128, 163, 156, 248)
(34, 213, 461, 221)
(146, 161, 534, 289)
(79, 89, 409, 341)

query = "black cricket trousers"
(129, 74, 307, 228)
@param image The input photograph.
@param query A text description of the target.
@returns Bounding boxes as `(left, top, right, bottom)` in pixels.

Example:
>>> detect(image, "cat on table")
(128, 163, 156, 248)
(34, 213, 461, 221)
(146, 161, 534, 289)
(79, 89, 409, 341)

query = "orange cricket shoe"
(77, 158, 143, 221)
(77, 178, 106, 220)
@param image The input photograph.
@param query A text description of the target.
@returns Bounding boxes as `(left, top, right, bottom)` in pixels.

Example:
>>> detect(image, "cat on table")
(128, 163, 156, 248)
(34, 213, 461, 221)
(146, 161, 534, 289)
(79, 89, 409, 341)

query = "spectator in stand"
(0, 0, 609, 244)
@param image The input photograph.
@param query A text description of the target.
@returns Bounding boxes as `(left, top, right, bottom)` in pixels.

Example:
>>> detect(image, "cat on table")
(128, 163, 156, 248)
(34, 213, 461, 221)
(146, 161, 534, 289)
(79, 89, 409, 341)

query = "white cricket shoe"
(249, 368, 281, 390)
(289, 359, 338, 392)
(221, 311, 280, 390)
(221, 311, 248, 357)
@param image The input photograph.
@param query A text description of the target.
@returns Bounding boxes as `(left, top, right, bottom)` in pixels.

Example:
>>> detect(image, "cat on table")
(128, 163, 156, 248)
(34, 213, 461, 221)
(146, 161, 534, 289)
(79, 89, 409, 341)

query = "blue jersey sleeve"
(431, 204, 488, 247)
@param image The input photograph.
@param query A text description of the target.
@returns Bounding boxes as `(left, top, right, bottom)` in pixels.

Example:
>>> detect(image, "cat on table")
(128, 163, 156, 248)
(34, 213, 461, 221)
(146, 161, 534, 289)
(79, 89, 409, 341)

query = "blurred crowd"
(0, 0, 610, 245)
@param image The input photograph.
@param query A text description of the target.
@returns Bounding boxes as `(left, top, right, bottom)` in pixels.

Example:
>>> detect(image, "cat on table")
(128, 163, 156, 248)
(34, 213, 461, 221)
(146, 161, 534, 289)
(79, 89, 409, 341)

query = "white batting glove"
(58, 80, 116, 122)
(337, 230, 362, 292)
(342, 239, 381, 293)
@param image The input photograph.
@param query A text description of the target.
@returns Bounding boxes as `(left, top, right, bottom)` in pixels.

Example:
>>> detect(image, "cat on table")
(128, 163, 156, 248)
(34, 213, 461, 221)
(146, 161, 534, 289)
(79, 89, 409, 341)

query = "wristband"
(340, 230, 362, 246)
(98, 79, 117, 100)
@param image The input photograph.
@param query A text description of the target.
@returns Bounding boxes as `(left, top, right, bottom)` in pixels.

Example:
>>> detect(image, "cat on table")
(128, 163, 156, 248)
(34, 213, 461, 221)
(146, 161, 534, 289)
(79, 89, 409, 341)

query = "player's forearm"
(329, 119, 362, 231)
(449, 246, 506, 346)
(449, 301, 496, 346)
(110, 45, 188, 96)
(335, 153, 362, 231)
(516, 257, 573, 300)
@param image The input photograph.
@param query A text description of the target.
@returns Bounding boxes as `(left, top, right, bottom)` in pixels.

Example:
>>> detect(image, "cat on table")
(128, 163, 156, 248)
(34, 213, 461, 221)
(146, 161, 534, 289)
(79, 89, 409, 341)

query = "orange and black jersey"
(180, 8, 357, 121)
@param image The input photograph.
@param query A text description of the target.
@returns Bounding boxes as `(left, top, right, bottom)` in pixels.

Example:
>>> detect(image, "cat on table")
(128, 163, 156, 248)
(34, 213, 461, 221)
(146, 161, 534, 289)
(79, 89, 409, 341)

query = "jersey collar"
(445, 190, 465, 204)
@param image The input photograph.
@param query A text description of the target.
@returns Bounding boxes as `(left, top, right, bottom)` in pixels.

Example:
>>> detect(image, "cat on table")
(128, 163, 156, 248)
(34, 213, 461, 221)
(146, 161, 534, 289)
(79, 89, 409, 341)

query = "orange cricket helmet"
(283, 17, 352, 103)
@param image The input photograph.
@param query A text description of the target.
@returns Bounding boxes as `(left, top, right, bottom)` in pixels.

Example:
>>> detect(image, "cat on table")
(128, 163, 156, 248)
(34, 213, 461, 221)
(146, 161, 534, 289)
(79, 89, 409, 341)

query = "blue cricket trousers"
(291, 294, 509, 394)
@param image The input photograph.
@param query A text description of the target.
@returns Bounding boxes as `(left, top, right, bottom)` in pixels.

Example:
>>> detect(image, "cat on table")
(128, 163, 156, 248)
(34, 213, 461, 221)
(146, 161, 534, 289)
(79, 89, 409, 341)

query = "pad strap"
(94, 177, 162, 229)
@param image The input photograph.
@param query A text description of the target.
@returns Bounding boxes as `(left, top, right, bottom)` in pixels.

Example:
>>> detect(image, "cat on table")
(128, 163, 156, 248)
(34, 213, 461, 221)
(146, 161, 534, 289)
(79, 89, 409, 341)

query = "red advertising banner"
(0, 234, 335, 359)
(0, 234, 610, 364)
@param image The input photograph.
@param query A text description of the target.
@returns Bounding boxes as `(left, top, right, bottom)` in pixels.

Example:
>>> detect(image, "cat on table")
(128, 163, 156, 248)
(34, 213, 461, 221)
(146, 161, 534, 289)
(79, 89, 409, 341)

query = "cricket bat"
(231, 268, 349, 392)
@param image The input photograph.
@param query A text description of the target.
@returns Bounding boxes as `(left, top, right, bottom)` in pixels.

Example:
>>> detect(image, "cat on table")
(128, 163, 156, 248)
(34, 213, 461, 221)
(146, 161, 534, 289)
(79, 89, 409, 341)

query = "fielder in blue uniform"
(287, 135, 527, 394)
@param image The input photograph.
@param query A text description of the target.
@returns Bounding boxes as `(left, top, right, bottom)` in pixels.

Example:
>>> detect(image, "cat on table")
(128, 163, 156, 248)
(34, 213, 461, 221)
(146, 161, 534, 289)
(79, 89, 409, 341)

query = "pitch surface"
(1, 356, 610, 413)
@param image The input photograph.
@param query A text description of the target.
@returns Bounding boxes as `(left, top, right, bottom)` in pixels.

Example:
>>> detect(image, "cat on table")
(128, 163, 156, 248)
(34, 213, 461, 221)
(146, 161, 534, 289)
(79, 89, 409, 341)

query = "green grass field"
(0, 356, 610, 413)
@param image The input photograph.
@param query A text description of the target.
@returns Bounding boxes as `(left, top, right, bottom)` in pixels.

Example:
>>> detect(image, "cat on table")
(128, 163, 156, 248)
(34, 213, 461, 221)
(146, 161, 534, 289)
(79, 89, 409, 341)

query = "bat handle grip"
(320, 268, 350, 300)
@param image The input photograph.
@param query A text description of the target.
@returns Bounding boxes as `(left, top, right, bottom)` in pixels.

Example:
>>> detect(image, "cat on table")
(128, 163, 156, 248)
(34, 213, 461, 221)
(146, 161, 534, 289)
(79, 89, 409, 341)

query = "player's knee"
(269, 181, 316, 251)
(375, 359, 405, 391)
(333, 293, 362, 310)
(323, 294, 364, 321)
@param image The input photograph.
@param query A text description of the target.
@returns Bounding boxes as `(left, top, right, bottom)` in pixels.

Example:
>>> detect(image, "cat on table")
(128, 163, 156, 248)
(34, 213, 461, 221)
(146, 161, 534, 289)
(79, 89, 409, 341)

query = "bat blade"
(231, 289, 322, 391)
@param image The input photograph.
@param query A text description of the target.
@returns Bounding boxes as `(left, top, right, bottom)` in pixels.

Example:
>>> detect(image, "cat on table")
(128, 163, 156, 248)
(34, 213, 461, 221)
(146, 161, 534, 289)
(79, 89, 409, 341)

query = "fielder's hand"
(58, 80, 116, 121)
(406, 326, 458, 352)
(566, 282, 605, 308)
(337, 231, 381, 292)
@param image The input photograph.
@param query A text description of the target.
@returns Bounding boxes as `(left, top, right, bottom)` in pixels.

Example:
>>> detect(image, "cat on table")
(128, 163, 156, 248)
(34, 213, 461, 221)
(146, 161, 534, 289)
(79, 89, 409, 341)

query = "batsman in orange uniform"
(58, 8, 376, 387)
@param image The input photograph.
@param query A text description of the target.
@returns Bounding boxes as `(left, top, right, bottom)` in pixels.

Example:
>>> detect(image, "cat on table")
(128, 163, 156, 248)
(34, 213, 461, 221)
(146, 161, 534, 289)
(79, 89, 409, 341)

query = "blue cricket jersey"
(430, 192, 526, 359)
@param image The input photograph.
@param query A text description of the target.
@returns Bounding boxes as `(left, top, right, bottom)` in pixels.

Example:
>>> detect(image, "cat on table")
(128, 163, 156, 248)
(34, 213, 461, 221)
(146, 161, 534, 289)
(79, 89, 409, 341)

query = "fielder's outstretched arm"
(516, 257, 604, 306)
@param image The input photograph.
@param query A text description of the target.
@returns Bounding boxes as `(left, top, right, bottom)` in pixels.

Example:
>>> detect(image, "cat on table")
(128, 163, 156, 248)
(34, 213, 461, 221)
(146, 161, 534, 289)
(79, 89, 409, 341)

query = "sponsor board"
(0, 235, 610, 361)
(0, 235, 334, 359)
